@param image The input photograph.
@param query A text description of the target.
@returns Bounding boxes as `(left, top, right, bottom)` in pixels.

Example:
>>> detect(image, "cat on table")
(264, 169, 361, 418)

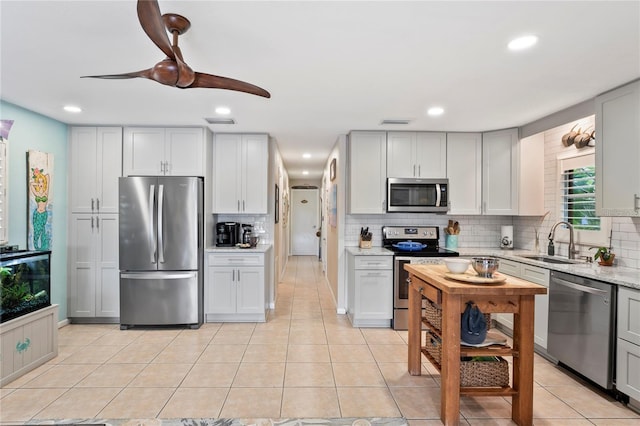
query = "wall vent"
(380, 119, 411, 125)
(204, 117, 236, 125)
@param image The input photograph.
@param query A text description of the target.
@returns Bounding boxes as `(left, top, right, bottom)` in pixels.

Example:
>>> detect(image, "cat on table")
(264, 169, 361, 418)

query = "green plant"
(590, 246, 614, 262)
(1, 281, 31, 309)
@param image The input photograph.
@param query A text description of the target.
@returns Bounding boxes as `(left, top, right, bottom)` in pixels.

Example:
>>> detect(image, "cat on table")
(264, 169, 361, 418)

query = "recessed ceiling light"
(63, 105, 82, 113)
(427, 107, 444, 117)
(215, 106, 231, 115)
(508, 35, 538, 51)
(303, 153, 311, 159)
(302, 170, 309, 175)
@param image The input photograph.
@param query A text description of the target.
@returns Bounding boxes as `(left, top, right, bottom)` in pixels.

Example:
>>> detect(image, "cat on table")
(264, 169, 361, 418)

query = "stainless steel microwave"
(387, 178, 449, 213)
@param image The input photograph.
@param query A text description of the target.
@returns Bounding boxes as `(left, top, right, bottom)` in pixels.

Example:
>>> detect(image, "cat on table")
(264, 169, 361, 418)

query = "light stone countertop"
(345, 247, 394, 256)
(458, 248, 640, 290)
(206, 244, 272, 253)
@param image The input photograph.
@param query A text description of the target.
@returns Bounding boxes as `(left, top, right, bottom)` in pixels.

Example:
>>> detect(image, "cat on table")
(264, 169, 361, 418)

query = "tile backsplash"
(344, 214, 514, 250)
(345, 116, 640, 270)
(346, 214, 640, 268)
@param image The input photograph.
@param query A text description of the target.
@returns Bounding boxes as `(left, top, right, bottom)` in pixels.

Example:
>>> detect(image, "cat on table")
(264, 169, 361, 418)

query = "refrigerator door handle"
(157, 184, 165, 264)
(149, 184, 157, 264)
(121, 272, 197, 280)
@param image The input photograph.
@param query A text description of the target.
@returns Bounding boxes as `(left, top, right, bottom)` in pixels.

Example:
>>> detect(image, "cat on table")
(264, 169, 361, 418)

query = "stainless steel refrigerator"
(118, 176, 203, 329)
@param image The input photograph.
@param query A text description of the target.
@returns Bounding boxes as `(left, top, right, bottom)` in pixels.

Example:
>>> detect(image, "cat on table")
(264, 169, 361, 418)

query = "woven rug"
(27, 418, 408, 426)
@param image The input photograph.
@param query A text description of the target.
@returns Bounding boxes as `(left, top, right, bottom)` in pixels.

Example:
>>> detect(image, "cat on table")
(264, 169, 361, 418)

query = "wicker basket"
(424, 300, 491, 332)
(424, 331, 442, 365)
(460, 356, 510, 387)
(424, 331, 509, 387)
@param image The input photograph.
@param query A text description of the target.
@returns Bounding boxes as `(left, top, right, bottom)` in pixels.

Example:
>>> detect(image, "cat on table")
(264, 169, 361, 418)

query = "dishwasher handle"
(553, 277, 608, 297)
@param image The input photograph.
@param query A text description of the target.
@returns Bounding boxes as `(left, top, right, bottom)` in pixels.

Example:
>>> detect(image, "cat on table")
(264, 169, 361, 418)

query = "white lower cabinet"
(347, 253, 393, 327)
(68, 214, 120, 318)
(494, 258, 549, 349)
(617, 286, 640, 401)
(205, 252, 267, 322)
(0, 305, 58, 386)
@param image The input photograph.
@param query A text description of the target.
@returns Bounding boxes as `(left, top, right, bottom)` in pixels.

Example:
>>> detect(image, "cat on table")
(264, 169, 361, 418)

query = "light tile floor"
(1, 256, 639, 425)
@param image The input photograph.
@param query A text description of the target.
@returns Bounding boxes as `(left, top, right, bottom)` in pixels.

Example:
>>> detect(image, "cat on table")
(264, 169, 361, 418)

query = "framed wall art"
(27, 150, 54, 251)
(330, 158, 336, 181)
(275, 183, 279, 224)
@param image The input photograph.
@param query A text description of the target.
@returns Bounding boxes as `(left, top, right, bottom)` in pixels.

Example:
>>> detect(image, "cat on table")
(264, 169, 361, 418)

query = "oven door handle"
(553, 277, 608, 296)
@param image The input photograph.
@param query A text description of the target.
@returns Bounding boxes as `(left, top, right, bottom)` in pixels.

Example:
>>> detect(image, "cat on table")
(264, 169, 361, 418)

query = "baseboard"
(58, 318, 70, 328)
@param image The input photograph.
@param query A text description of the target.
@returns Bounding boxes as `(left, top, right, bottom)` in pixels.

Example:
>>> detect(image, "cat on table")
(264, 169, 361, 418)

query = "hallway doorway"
(291, 188, 319, 255)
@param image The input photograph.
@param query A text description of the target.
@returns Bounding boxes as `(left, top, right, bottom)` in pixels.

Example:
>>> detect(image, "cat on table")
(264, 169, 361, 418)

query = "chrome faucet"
(548, 221, 578, 259)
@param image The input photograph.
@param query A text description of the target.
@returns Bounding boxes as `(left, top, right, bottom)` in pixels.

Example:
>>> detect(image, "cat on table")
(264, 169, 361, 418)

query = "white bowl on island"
(443, 258, 471, 274)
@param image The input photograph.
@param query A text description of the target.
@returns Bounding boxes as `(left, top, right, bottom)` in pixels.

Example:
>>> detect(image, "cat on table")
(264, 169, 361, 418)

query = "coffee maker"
(241, 224, 254, 245)
(216, 222, 239, 247)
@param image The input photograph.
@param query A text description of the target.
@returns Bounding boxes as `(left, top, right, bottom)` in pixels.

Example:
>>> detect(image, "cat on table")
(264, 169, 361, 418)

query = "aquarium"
(0, 250, 51, 323)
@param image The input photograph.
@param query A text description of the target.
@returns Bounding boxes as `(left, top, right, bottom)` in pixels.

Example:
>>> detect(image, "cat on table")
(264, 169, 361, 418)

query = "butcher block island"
(405, 263, 547, 426)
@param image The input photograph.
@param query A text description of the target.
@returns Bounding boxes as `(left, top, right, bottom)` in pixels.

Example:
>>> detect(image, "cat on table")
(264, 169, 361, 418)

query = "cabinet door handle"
(242, 200, 245, 212)
(96, 216, 99, 231)
(635, 194, 639, 212)
(418, 165, 421, 177)
(237, 269, 241, 282)
(91, 198, 94, 213)
(553, 277, 608, 297)
(160, 161, 164, 173)
(91, 216, 94, 229)
(232, 270, 235, 282)
(413, 164, 416, 177)
(96, 198, 100, 212)
(165, 161, 170, 174)
(237, 200, 240, 212)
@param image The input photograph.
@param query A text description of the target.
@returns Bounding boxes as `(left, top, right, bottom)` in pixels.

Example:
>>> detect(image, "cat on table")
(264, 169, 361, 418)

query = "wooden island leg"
(512, 295, 535, 426)
(408, 274, 422, 375)
(441, 293, 462, 425)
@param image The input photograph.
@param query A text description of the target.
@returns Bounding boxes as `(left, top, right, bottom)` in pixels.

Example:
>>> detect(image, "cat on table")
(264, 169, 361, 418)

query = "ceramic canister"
(500, 225, 513, 249)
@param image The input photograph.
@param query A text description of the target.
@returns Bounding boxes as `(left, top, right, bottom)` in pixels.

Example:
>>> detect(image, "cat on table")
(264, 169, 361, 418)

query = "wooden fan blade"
(190, 72, 271, 98)
(171, 45, 195, 88)
(137, 0, 175, 60)
(81, 69, 153, 79)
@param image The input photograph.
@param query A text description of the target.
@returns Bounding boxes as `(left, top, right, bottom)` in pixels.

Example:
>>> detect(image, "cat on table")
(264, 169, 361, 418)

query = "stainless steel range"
(382, 225, 459, 330)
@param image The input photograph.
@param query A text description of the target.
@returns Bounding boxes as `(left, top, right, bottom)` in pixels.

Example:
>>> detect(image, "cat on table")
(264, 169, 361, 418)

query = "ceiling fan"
(82, 0, 270, 98)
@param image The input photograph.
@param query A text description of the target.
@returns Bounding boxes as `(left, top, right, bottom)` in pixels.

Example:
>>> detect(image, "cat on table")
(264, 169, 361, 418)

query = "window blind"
(561, 165, 600, 231)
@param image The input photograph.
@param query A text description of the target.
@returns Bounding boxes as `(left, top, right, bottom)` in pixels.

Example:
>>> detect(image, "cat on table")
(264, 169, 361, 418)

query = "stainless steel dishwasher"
(548, 271, 616, 389)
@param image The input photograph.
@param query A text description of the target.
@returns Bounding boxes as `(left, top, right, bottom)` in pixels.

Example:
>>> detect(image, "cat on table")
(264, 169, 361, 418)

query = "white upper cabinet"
(596, 80, 640, 216)
(387, 132, 446, 178)
(446, 133, 482, 215)
(213, 133, 268, 214)
(70, 127, 122, 214)
(348, 131, 387, 214)
(123, 127, 206, 176)
(165, 128, 207, 176)
(482, 128, 519, 215)
(518, 133, 545, 216)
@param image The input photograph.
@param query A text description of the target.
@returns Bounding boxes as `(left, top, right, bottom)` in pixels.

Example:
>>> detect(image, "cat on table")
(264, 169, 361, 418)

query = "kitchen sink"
(519, 255, 582, 265)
